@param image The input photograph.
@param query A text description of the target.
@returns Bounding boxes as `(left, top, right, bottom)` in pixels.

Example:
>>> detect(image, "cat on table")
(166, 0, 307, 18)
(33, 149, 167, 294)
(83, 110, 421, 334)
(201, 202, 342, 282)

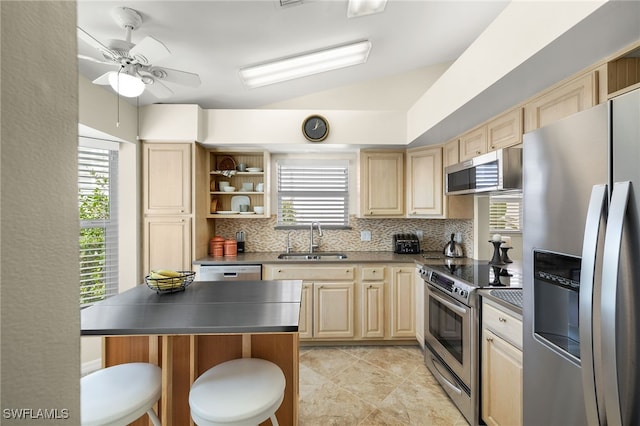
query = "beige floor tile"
(298, 345, 470, 426)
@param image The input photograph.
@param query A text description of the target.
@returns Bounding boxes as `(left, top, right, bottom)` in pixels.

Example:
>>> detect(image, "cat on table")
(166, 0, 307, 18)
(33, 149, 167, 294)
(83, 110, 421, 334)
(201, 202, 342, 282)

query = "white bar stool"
(81, 362, 162, 426)
(189, 358, 286, 426)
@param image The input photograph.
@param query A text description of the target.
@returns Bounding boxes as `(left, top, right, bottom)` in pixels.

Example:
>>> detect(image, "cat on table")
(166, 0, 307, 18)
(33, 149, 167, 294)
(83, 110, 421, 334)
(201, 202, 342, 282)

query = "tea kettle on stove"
(443, 233, 464, 258)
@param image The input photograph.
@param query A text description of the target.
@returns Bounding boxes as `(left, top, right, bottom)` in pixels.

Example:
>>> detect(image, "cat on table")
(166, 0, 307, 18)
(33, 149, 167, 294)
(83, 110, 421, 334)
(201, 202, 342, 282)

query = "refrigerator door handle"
(580, 184, 608, 426)
(601, 180, 632, 426)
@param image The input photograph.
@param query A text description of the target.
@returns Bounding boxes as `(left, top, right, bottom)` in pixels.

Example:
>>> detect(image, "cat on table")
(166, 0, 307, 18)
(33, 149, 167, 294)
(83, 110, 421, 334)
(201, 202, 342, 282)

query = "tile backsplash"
(213, 215, 474, 258)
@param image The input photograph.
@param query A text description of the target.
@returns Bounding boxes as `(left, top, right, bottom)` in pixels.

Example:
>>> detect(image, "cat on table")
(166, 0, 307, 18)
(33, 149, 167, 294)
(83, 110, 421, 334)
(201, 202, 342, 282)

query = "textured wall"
(1, 2, 80, 423)
(214, 216, 474, 258)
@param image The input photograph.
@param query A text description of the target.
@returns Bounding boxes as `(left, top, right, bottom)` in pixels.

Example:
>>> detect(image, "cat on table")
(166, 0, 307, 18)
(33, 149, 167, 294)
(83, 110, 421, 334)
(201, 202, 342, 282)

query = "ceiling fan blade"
(77, 27, 117, 60)
(150, 67, 201, 88)
(92, 72, 112, 85)
(145, 79, 174, 99)
(130, 36, 171, 65)
(78, 54, 116, 66)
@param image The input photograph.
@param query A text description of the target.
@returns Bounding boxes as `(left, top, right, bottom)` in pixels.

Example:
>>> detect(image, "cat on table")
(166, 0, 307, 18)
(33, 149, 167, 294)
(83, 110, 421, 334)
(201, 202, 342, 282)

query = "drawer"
(267, 266, 355, 281)
(360, 266, 386, 281)
(483, 301, 523, 349)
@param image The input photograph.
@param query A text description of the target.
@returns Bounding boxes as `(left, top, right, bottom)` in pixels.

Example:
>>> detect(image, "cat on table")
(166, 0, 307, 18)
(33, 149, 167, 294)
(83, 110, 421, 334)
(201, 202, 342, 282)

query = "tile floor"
(298, 345, 469, 425)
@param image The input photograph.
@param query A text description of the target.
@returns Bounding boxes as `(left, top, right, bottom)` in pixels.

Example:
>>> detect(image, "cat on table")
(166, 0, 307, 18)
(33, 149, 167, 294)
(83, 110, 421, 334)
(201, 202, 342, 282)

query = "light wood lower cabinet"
(313, 282, 355, 339)
(263, 263, 415, 341)
(414, 265, 424, 349)
(143, 216, 192, 273)
(389, 265, 415, 338)
(481, 298, 523, 426)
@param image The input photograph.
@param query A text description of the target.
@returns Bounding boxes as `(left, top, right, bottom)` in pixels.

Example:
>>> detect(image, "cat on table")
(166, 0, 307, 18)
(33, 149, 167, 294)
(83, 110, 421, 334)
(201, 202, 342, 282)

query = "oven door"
(424, 282, 472, 387)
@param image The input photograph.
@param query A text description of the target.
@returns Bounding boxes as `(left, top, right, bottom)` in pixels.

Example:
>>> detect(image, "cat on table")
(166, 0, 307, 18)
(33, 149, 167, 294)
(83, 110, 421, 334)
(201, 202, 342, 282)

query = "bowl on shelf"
(218, 181, 230, 190)
(222, 186, 236, 192)
(253, 206, 265, 214)
(246, 167, 263, 172)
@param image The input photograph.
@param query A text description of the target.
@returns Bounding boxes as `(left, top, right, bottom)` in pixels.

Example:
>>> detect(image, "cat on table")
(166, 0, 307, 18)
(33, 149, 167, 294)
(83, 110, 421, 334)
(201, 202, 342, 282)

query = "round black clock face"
(302, 115, 329, 142)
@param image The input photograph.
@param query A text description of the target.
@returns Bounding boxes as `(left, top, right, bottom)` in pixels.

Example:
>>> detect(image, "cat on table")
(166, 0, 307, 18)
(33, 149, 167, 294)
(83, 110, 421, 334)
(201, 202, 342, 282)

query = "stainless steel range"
(419, 261, 521, 426)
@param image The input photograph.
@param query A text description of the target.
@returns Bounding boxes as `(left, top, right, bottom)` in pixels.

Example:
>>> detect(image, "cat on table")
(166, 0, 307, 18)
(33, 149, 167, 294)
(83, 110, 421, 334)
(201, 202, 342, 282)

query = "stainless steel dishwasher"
(198, 264, 262, 281)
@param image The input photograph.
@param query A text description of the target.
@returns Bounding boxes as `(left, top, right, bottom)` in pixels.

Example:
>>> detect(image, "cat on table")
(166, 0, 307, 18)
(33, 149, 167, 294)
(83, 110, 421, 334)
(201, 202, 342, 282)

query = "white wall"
(1, 1, 80, 421)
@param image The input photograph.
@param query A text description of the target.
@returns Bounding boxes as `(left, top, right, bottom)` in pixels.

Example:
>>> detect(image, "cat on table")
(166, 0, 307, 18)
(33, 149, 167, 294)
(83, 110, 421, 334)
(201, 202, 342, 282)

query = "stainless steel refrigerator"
(523, 88, 640, 425)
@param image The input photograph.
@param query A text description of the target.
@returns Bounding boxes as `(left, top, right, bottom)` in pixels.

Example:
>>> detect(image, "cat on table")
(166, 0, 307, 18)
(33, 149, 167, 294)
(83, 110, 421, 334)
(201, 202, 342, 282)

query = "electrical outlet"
(361, 230, 371, 241)
(416, 230, 424, 240)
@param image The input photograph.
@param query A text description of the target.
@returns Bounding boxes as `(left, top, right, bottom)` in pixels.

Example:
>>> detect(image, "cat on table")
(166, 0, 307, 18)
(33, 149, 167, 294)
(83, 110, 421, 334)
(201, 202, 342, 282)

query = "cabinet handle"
(476, 150, 481, 154)
(498, 317, 507, 322)
(486, 337, 494, 342)
(277, 269, 282, 273)
(368, 285, 373, 289)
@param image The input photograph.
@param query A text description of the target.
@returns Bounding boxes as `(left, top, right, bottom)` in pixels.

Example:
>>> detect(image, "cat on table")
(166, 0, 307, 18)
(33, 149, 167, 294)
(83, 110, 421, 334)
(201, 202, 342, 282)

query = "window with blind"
(277, 159, 349, 228)
(79, 145, 119, 306)
(489, 192, 522, 232)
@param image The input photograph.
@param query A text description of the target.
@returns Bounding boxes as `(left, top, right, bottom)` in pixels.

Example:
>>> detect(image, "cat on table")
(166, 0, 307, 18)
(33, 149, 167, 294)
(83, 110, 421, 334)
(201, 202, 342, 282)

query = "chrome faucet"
(285, 231, 293, 253)
(309, 222, 323, 253)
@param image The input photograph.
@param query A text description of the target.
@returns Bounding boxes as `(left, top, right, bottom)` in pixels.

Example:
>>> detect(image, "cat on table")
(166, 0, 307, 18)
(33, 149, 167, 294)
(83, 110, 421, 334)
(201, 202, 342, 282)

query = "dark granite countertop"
(81, 280, 302, 335)
(194, 251, 457, 266)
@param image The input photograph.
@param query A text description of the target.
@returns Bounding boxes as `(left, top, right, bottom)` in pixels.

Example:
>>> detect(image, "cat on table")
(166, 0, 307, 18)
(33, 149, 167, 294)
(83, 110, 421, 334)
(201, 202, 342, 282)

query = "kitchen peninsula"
(81, 280, 303, 426)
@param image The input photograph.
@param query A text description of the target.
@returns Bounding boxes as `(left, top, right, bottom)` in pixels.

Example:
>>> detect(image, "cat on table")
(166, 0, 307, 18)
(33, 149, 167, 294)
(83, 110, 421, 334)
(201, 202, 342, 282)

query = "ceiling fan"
(78, 6, 201, 98)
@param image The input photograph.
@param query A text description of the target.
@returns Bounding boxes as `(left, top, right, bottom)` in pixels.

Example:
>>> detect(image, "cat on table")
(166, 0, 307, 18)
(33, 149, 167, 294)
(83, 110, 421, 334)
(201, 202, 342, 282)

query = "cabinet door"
(487, 108, 523, 151)
(406, 147, 443, 216)
(313, 282, 355, 339)
(143, 143, 192, 214)
(414, 267, 424, 348)
(299, 282, 313, 339)
(443, 139, 460, 167)
(389, 266, 415, 338)
(524, 71, 597, 132)
(143, 216, 191, 273)
(482, 329, 523, 426)
(360, 151, 404, 217)
(360, 282, 385, 338)
(459, 127, 488, 161)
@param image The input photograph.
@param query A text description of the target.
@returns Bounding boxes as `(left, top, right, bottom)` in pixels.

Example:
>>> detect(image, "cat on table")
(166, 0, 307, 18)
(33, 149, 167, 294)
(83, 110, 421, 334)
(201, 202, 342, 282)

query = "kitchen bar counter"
(81, 280, 302, 426)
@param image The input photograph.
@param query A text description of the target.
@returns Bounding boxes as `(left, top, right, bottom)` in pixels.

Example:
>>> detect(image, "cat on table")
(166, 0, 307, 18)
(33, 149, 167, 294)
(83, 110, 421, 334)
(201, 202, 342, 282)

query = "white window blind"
(79, 145, 119, 306)
(489, 192, 522, 232)
(277, 160, 349, 227)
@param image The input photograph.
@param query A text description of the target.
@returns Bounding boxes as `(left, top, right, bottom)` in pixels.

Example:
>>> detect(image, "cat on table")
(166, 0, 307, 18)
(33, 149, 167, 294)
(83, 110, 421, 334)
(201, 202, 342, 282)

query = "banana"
(155, 269, 181, 278)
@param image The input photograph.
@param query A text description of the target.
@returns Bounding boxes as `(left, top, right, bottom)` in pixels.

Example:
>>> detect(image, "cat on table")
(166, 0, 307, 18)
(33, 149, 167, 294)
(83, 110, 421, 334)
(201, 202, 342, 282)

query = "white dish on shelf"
(246, 167, 263, 172)
(216, 211, 237, 215)
(239, 211, 255, 215)
(231, 195, 250, 212)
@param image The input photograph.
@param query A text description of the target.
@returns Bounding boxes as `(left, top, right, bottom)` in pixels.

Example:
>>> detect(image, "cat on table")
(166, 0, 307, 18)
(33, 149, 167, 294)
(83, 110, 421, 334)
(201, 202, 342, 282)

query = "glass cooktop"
(428, 262, 522, 288)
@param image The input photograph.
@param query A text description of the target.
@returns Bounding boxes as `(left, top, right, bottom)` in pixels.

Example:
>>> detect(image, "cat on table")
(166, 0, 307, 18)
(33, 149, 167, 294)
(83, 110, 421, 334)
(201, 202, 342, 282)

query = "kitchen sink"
(277, 252, 348, 261)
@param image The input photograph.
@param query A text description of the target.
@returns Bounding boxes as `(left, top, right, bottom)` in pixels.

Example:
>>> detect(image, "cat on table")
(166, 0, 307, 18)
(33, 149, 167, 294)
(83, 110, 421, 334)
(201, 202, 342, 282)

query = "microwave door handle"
(601, 181, 631, 426)
(579, 184, 608, 426)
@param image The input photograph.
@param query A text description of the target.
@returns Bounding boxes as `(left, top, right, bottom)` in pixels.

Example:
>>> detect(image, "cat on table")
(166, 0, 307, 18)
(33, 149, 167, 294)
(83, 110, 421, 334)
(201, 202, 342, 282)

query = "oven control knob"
(460, 289, 467, 297)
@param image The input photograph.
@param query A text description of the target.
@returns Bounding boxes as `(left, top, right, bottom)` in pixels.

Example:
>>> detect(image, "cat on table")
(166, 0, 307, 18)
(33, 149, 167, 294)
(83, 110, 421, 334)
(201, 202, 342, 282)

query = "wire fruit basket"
(145, 271, 195, 294)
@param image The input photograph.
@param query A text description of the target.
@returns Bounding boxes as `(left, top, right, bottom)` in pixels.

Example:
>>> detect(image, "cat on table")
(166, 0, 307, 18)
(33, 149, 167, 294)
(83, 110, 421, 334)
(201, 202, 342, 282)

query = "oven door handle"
(429, 354, 463, 396)
(426, 285, 468, 315)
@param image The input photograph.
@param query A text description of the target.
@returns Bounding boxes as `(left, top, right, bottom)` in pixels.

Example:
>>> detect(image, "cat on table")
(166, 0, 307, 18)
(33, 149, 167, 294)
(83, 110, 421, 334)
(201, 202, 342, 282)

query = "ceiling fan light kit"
(108, 70, 145, 98)
(239, 40, 372, 88)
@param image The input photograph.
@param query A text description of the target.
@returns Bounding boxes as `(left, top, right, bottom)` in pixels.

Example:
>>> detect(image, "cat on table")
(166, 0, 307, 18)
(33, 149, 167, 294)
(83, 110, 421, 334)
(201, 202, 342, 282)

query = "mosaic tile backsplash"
(213, 215, 474, 258)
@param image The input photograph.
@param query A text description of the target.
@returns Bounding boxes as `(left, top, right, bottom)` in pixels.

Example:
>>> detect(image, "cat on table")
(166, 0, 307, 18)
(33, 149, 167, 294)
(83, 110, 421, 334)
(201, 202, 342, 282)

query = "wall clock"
(302, 115, 329, 142)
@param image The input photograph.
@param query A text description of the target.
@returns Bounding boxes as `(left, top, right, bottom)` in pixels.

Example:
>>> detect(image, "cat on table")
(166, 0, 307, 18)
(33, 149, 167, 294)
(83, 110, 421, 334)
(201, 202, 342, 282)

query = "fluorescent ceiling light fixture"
(240, 40, 372, 88)
(347, 0, 388, 18)
(108, 71, 145, 97)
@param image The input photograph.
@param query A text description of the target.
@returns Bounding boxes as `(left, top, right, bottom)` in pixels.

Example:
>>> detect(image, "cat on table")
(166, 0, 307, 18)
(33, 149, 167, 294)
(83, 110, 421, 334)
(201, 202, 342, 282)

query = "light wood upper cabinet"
(406, 146, 443, 217)
(360, 150, 404, 217)
(143, 143, 192, 215)
(481, 299, 523, 426)
(389, 265, 415, 338)
(459, 126, 488, 161)
(487, 108, 523, 151)
(524, 71, 598, 132)
(443, 139, 460, 168)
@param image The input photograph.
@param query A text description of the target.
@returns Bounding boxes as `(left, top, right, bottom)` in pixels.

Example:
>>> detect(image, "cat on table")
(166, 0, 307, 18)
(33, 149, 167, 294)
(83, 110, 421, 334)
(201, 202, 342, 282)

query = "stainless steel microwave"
(445, 147, 522, 195)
